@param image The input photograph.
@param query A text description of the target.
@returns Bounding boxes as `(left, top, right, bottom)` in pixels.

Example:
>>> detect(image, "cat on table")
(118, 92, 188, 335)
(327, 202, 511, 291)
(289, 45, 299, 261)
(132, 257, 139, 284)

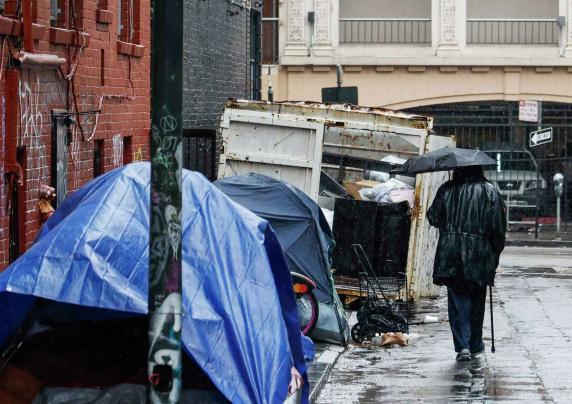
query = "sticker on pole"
(519, 100, 538, 122)
(529, 127, 552, 147)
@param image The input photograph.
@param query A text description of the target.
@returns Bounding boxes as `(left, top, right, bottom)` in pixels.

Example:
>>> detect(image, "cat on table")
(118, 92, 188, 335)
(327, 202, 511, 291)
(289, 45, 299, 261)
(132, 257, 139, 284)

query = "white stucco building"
(263, 0, 572, 108)
(261, 0, 572, 224)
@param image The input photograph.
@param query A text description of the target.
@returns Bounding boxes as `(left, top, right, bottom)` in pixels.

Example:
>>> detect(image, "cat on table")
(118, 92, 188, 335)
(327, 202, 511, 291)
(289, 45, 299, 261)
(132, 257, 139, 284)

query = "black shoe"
(456, 348, 471, 361)
(471, 348, 485, 358)
(471, 342, 485, 357)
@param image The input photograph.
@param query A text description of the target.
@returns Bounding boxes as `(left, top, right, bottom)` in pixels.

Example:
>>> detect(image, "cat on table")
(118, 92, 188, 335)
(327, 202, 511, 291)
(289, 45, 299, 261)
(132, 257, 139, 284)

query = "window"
(49, 0, 82, 29)
(118, 0, 139, 43)
(93, 139, 104, 178)
(123, 136, 132, 165)
(51, 0, 64, 27)
(261, 0, 278, 64)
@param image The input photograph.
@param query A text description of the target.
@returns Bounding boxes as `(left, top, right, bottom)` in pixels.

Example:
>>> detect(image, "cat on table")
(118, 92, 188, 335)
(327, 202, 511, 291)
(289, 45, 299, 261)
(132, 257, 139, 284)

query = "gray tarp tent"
(215, 173, 349, 345)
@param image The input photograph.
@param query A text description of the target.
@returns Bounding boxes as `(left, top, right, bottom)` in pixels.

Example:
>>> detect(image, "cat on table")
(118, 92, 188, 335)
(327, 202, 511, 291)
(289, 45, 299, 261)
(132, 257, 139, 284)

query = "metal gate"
(408, 102, 571, 230)
(182, 129, 217, 181)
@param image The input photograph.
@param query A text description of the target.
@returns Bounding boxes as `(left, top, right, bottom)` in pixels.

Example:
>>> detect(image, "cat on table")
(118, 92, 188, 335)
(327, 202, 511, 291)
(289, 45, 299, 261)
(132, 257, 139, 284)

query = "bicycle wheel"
(296, 291, 319, 336)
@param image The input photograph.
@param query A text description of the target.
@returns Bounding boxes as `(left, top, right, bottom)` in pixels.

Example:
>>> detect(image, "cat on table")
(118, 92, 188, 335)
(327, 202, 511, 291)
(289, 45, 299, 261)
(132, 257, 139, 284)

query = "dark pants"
(447, 284, 487, 353)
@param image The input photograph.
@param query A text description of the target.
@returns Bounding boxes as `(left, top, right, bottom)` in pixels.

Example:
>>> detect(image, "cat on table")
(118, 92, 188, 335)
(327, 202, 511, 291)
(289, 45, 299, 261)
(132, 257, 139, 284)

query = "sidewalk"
(307, 343, 346, 402)
(315, 268, 572, 403)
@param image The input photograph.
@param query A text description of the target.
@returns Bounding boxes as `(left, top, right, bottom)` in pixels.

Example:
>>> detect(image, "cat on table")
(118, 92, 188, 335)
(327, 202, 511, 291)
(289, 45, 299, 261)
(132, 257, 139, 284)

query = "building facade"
(0, 0, 151, 269)
(263, 0, 572, 107)
(263, 0, 572, 224)
(182, 0, 262, 179)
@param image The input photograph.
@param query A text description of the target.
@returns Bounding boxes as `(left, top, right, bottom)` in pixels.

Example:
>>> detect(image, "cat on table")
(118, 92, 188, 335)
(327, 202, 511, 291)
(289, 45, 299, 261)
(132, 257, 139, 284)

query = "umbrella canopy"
(392, 147, 497, 176)
(0, 163, 308, 404)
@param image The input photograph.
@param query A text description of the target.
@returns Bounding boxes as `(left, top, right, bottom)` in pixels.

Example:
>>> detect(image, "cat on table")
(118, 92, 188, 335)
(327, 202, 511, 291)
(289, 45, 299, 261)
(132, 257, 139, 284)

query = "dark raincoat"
(427, 175, 506, 287)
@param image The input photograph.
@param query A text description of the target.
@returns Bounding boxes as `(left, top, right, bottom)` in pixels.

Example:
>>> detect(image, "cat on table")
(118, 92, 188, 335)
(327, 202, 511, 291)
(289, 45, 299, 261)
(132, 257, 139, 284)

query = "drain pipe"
(22, 0, 33, 53)
(5, 69, 22, 185)
(4, 69, 23, 224)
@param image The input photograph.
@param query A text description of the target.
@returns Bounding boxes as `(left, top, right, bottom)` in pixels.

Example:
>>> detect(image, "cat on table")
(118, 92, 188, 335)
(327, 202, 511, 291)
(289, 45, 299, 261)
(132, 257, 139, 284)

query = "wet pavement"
(316, 249, 572, 403)
(500, 247, 572, 271)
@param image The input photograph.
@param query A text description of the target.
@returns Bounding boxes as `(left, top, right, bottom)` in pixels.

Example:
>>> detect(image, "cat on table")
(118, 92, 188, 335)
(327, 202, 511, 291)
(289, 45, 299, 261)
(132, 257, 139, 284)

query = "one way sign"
(529, 127, 552, 147)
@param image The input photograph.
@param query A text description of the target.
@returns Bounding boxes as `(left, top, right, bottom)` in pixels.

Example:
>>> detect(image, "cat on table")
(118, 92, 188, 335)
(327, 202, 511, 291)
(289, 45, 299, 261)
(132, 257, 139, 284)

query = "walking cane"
(489, 285, 495, 353)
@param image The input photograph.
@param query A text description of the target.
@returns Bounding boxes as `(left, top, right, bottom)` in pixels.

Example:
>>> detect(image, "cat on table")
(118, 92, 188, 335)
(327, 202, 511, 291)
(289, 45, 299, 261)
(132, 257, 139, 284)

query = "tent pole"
(148, 0, 184, 402)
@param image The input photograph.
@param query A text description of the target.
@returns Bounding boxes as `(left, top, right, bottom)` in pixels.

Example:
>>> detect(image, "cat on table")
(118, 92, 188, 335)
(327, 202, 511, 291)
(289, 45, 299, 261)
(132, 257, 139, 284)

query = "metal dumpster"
(217, 100, 454, 299)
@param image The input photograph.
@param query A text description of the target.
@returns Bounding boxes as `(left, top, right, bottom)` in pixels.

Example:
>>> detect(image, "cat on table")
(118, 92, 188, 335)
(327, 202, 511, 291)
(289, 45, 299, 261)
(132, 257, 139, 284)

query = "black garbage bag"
(351, 298, 408, 343)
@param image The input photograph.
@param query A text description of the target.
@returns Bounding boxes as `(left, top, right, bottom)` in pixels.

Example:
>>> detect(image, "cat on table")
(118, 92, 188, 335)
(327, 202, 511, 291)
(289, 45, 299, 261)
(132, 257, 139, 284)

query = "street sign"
(529, 127, 552, 147)
(519, 100, 539, 122)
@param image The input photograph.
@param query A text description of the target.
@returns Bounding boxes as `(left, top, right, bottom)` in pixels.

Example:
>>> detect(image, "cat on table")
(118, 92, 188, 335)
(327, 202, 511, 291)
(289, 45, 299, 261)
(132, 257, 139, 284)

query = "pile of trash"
(368, 332, 409, 348)
(342, 176, 414, 208)
(358, 178, 414, 207)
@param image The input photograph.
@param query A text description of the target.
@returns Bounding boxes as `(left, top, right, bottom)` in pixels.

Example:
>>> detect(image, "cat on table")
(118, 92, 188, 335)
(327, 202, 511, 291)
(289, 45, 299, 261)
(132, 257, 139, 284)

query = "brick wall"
(0, 0, 151, 269)
(182, 0, 253, 173)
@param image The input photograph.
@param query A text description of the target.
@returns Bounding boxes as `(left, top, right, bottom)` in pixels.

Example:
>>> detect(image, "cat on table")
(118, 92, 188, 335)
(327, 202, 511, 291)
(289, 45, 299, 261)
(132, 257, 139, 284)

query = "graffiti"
(149, 205, 171, 293)
(148, 292, 182, 403)
(18, 72, 43, 144)
(133, 146, 144, 161)
(148, 107, 183, 402)
(112, 134, 124, 167)
(152, 128, 179, 154)
(165, 204, 181, 260)
(18, 70, 49, 196)
(152, 190, 173, 205)
(148, 3, 184, 397)
(160, 114, 177, 134)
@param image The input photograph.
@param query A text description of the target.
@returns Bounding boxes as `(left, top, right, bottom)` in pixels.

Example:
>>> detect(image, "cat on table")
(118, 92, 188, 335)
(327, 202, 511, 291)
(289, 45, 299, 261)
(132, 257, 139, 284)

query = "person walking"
(427, 165, 506, 361)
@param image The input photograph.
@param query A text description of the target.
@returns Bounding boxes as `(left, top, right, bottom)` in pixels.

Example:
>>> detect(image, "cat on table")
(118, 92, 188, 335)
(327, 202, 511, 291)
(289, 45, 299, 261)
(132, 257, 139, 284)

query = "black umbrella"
(392, 147, 497, 176)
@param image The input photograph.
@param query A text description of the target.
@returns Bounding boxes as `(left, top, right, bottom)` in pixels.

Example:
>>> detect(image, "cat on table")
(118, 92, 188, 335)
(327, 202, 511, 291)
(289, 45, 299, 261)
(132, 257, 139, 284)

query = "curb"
(309, 345, 345, 403)
(506, 239, 572, 248)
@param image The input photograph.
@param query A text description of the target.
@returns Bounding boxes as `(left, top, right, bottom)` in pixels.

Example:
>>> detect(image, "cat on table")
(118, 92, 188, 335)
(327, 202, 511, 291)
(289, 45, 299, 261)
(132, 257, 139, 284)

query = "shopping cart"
(350, 244, 409, 343)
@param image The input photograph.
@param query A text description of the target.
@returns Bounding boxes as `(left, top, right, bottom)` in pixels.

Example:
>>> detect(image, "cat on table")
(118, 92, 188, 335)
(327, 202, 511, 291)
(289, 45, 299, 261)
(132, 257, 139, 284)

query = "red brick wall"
(0, 0, 151, 270)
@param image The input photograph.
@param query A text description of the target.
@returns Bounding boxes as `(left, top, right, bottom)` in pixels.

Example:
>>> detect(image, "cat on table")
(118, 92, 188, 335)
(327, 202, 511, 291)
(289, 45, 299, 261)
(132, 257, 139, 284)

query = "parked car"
(483, 147, 547, 198)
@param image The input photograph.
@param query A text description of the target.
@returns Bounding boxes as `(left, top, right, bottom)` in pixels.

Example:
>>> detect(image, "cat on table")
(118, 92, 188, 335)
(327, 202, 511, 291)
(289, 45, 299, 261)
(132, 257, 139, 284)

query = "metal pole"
(489, 285, 495, 353)
(506, 192, 510, 227)
(534, 101, 542, 239)
(565, 180, 568, 231)
(148, 0, 183, 402)
(557, 195, 561, 235)
(336, 64, 343, 103)
(267, 66, 274, 102)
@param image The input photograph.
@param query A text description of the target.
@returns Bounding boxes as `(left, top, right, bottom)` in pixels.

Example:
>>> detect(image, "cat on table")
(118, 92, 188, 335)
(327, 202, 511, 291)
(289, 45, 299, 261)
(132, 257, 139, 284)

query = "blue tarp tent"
(215, 173, 349, 345)
(0, 163, 308, 404)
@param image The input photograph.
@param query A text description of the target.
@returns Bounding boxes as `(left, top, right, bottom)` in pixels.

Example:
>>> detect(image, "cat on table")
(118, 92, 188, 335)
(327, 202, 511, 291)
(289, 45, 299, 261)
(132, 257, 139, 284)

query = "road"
(315, 247, 572, 403)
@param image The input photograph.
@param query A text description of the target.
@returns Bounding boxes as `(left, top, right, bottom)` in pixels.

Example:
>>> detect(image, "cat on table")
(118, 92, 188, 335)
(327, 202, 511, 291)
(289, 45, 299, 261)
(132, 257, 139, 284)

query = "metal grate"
(339, 18, 431, 44)
(467, 19, 560, 45)
(407, 102, 572, 225)
(182, 129, 217, 181)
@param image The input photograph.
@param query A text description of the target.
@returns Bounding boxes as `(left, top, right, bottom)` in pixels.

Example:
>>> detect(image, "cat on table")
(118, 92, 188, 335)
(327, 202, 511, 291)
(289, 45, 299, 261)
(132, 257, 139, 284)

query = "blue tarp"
(215, 173, 349, 345)
(0, 163, 308, 404)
